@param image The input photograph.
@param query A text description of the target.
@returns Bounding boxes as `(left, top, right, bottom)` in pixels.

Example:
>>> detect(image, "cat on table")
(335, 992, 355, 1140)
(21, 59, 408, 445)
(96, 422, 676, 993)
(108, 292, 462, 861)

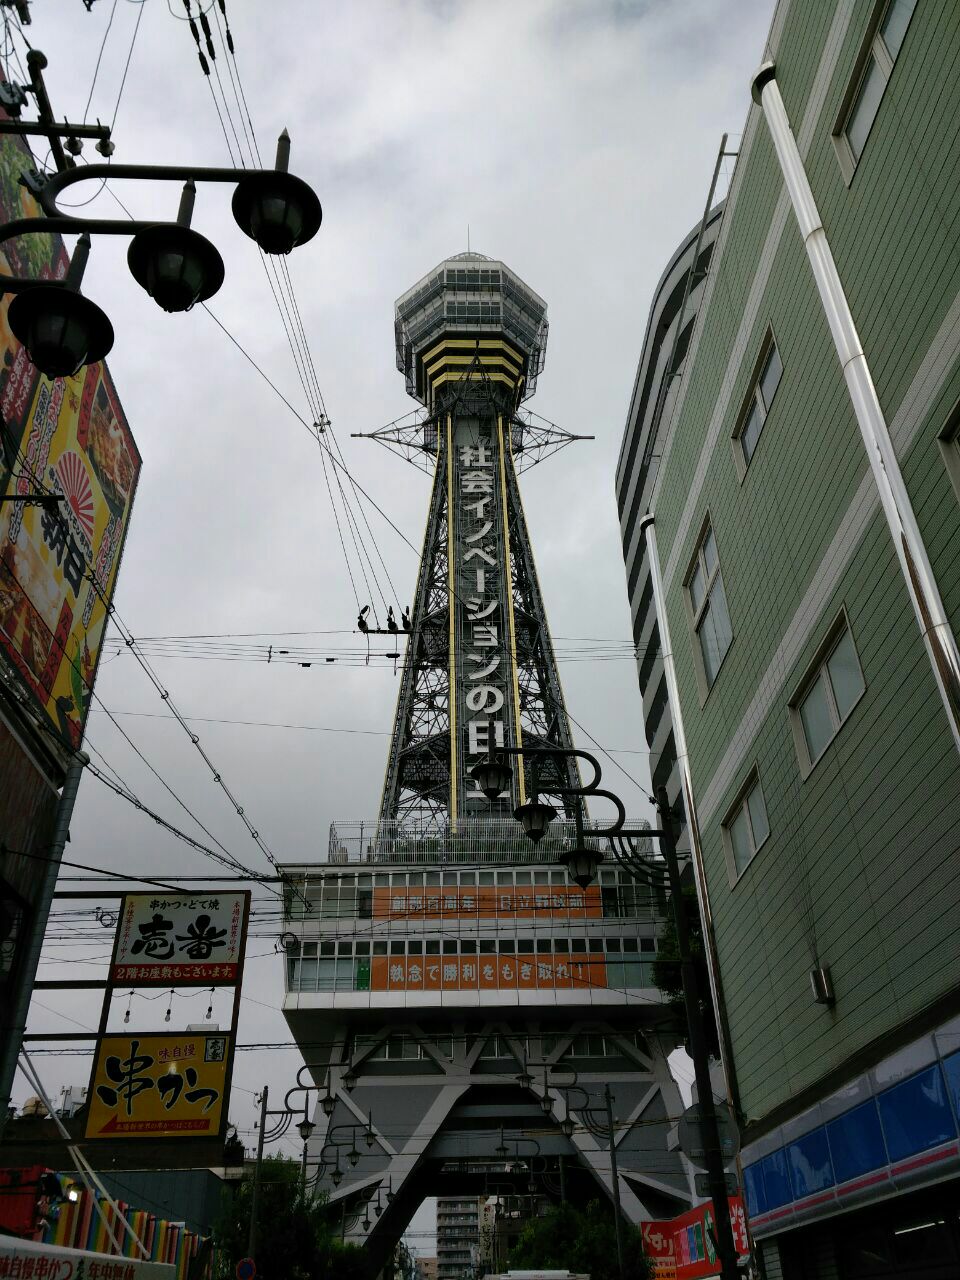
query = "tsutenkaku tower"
(375, 252, 582, 829)
(278, 254, 693, 1267)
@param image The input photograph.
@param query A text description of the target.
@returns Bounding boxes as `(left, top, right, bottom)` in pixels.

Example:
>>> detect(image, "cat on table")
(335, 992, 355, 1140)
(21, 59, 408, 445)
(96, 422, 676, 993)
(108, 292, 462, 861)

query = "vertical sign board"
(0, 109, 141, 751)
(84, 893, 249, 1140)
(449, 413, 521, 817)
(110, 891, 250, 984)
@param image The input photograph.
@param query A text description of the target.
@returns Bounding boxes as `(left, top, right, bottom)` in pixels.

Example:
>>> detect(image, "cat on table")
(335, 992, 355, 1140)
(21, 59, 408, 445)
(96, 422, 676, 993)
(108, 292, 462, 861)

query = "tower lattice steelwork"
(366, 252, 587, 831)
(279, 254, 693, 1268)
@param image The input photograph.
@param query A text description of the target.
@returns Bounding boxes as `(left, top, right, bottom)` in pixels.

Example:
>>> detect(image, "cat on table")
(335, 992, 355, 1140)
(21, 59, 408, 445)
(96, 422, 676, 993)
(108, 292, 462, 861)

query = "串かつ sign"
(85, 1032, 231, 1140)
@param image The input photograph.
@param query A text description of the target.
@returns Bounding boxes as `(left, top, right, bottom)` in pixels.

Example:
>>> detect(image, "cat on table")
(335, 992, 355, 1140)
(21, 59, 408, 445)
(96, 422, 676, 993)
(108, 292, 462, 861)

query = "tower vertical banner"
(449, 409, 521, 815)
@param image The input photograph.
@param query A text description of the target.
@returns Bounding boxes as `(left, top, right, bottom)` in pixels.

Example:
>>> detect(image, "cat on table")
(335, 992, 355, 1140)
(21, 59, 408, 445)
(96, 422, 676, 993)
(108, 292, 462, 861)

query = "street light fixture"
(321, 1087, 336, 1117)
(296, 1115, 315, 1142)
(486, 743, 742, 1280)
(127, 181, 224, 314)
(513, 798, 557, 844)
(7, 233, 112, 377)
(231, 131, 322, 256)
(0, 51, 322, 378)
(469, 755, 512, 801)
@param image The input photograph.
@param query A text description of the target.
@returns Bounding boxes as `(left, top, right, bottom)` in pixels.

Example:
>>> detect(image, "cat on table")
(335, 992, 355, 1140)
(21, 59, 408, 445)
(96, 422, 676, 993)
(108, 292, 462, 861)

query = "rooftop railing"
(324, 818, 654, 866)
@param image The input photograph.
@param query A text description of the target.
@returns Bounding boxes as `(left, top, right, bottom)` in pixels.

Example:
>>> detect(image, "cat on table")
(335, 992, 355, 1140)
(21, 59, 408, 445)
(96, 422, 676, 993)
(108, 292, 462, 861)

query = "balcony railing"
(325, 817, 654, 866)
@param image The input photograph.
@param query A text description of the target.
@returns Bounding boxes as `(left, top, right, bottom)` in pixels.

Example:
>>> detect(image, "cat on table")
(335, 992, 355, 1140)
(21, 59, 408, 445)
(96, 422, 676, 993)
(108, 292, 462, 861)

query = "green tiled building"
(618, 1, 960, 1273)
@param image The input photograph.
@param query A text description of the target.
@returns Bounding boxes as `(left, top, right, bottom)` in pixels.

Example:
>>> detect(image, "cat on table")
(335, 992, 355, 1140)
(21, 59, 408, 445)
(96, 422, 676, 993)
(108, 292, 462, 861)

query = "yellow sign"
(85, 1033, 231, 1140)
(0, 131, 140, 749)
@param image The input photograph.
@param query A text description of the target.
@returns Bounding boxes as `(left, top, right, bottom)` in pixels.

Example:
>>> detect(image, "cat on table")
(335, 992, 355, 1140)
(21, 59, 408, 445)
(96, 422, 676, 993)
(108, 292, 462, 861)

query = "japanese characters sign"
(373, 884, 602, 920)
(370, 951, 606, 992)
(0, 1237, 174, 1280)
(642, 1196, 750, 1280)
(85, 1032, 231, 1139)
(110, 892, 249, 985)
(448, 416, 521, 816)
(0, 112, 141, 749)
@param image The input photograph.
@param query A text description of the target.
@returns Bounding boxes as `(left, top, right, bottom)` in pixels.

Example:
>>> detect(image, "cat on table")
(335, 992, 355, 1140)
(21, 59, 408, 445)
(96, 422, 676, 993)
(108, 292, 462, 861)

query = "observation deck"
(394, 252, 549, 408)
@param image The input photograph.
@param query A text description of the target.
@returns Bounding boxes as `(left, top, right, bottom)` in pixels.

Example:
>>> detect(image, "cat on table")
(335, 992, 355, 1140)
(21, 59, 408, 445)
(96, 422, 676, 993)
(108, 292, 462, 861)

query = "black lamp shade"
(513, 799, 557, 843)
(331, 1167, 343, 1187)
(9, 286, 113, 379)
(469, 758, 512, 800)
(560, 1117, 575, 1138)
(539, 1094, 552, 1114)
(128, 224, 225, 313)
(297, 1117, 315, 1141)
(562, 846, 601, 890)
(232, 171, 322, 256)
(321, 1093, 336, 1116)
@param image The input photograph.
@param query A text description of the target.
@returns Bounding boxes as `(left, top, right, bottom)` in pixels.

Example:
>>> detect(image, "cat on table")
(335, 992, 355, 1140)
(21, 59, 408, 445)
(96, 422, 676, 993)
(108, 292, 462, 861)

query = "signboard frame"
(84, 1029, 234, 1141)
(108, 891, 251, 986)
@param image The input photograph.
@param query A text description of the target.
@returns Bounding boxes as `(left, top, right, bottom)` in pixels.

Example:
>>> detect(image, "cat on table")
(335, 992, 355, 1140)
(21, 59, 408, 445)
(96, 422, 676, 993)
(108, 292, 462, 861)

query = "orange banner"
(372, 884, 602, 920)
(370, 953, 606, 991)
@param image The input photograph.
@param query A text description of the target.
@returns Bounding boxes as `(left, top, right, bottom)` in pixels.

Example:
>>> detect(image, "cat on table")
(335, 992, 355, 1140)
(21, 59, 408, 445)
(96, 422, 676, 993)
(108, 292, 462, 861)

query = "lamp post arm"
(36, 161, 272, 218)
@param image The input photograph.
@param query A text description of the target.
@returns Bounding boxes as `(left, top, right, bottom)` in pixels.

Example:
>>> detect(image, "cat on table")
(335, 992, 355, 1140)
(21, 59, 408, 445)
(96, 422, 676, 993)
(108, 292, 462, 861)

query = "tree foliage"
(508, 1200, 650, 1280)
(214, 1155, 369, 1280)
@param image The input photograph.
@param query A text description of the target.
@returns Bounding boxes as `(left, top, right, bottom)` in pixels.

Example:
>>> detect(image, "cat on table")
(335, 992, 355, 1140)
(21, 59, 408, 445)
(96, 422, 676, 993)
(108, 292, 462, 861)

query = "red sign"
(642, 1196, 749, 1280)
(370, 952, 606, 991)
(373, 884, 602, 920)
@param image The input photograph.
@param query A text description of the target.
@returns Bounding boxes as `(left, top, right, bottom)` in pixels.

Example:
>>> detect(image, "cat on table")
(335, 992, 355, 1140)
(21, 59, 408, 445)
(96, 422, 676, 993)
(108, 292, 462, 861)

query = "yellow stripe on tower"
(447, 413, 458, 826)
(498, 415, 526, 808)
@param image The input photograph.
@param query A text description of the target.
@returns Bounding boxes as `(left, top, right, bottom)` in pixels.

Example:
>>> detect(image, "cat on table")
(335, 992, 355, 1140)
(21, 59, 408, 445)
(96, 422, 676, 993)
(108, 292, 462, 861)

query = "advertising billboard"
(373, 884, 602, 920)
(110, 891, 249, 985)
(0, 115, 141, 749)
(641, 1196, 751, 1280)
(85, 1032, 231, 1140)
(369, 951, 607, 992)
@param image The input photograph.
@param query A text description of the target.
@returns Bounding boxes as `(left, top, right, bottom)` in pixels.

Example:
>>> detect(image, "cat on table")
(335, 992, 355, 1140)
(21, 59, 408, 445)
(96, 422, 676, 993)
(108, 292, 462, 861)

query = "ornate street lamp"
(7, 233, 112, 377)
(232, 129, 322, 255)
(469, 755, 513, 800)
(513, 798, 557, 844)
(0, 50, 322, 378)
(127, 180, 224, 313)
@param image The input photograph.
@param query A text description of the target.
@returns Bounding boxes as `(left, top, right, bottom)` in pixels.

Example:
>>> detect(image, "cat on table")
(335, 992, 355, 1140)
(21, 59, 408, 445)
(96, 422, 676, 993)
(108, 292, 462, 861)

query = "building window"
(735, 333, 782, 469)
(834, 0, 917, 179)
(790, 614, 866, 774)
(686, 520, 733, 692)
(722, 771, 770, 879)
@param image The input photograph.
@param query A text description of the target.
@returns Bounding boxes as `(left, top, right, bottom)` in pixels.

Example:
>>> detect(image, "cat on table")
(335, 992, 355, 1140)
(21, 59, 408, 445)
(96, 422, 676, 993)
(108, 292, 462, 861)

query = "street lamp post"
(475, 745, 741, 1280)
(0, 50, 321, 378)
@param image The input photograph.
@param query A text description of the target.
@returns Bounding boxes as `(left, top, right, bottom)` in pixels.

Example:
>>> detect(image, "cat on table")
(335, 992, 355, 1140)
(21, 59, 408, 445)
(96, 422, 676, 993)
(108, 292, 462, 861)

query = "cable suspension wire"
(2, 435, 294, 898)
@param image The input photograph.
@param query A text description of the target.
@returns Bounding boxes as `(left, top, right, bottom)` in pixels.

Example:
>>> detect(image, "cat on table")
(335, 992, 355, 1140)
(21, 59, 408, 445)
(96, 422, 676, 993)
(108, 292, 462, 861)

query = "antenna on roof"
(467, 223, 470, 253)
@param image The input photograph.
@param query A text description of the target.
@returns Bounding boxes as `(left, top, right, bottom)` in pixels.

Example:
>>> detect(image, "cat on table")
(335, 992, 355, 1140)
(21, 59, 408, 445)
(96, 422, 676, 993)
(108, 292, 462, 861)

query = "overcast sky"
(12, 0, 774, 1248)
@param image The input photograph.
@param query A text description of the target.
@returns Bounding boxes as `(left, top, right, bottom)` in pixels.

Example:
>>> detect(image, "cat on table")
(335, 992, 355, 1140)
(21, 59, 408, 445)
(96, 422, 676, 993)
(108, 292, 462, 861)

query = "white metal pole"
(639, 516, 737, 1108)
(751, 61, 960, 756)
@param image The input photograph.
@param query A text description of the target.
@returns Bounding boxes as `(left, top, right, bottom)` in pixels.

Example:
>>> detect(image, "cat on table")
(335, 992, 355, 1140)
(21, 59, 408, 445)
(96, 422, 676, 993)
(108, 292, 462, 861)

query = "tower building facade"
(279, 254, 692, 1265)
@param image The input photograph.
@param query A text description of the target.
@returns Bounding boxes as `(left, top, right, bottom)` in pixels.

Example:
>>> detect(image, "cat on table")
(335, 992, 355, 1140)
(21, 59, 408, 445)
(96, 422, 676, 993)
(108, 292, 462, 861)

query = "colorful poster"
(373, 884, 602, 920)
(110, 892, 250, 985)
(85, 1033, 231, 1140)
(0, 113, 140, 749)
(643, 1197, 750, 1280)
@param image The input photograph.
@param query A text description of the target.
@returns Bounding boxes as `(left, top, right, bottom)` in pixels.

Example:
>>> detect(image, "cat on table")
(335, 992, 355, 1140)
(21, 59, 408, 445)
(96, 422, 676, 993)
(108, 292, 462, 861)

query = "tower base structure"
(280, 841, 696, 1264)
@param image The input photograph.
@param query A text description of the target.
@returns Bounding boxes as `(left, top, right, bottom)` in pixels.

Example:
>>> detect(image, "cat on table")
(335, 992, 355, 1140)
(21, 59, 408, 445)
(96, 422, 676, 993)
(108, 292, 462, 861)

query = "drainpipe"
(639, 515, 739, 1115)
(0, 749, 88, 1137)
(751, 61, 960, 755)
